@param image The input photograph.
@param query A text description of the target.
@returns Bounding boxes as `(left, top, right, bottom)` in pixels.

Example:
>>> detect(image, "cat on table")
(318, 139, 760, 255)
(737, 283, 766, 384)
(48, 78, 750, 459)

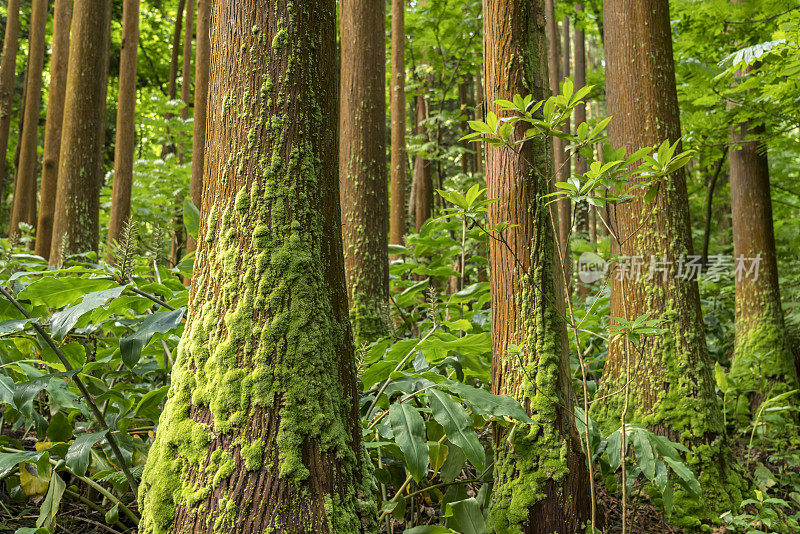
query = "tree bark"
(389, 0, 406, 250)
(0, 0, 20, 198)
(483, 0, 591, 531)
(557, 15, 572, 288)
(729, 118, 798, 412)
(180, 0, 193, 122)
(137, 1, 376, 531)
(414, 93, 432, 231)
(339, 0, 389, 344)
(572, 4, 589, 245)
(49, 0, 111, 266)
(187, 0, 210, 256)
(596, 0, 743, 516)
(458, 75, 474, 174)
(34, 0, 72, 260)
(9, 0, 47, 237)
(474, 67, 484, 174)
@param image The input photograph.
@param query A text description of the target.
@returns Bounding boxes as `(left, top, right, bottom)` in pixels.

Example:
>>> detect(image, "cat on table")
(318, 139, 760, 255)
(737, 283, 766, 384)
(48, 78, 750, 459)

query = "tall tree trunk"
(187, 0, 209, 256)
(389, 0, 406, 250)
(34, 0, 71, 260)
(137, 1, 376, 531)
(596, 0, 743, 516)
(0, 0, 20, 199)
(180, 0, 193, 123)
(106, 0, 140, 256)
(49, 0, 111, 266)
(474, 67, 484, 174)
(458, 75, 474, 174)
(9, 0, 47, 238)
(572, 3, 589, 247)
(339, 0, 389, 344)
(161, 0, 185, 159)
(483, 0, 591, 531)
(557, 15, 572, 289)
(729, 118, 798, 413)
(414, 93, 432, 231)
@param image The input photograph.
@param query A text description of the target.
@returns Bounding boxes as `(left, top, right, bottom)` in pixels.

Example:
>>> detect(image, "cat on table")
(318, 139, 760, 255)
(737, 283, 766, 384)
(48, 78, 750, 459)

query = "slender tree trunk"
(9, 0, 47, 237)
(596, 0, 743, 517)
(34, 0, 71, 260)
(701, 154, 726, 266)
(474, 67, 484, 174)
(484, 0, 591, 531)
(106, 0, 140, 256)
(0, 0, 20, 199)
(180, 0, 193, 123)
(186, 0, 210, 256)
(137, 1, 376, 531)
(458, 75, 474, 174)
(729, 118, 798, 413)
(572, 3, 589, 248)
(389, 0, 406, 250)
(414, 93, 432, 231)
(339, 0, 389, 344)
(161, 0, 185, 159)
(557, 15, 572, 288)
(49, 0, 111, 266)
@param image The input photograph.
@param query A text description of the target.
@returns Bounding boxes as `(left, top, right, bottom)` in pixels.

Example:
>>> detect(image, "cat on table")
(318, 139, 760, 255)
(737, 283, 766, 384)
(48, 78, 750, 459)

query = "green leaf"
(135, 385, 170, 423)
(65, 431, 106, 477)
(447, 498, 486, 534)
(0, 451, 45, 479)
(17, 277, 117, 309)
(427, 389, 484, 470)
(444, 381, 532, 423)
(0, 375, 14, 404)
(182, 197, 201, 240)
(105, 504, 119, 525)
(630, 429, 656, 481)
(36, 472, 65, 529)
(714, 362, 729, 393)
(389, 403, 429, 482)
(50, 286, 125, 340)
(662, 481, 673, 517)
(120, 307, 185, 368)
(404, 527, 456, 534)
(46, 411, 73, 443)
(663, 456, 701, 496)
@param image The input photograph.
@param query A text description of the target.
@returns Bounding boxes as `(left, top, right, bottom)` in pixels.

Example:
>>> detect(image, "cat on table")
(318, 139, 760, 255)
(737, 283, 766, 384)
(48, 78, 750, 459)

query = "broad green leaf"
(663, 456, 701, 496)
(389, 403, 428, 482)
(65, 431, 106, 477)
(46, 411, 73, 443)
(444, 381, 532, 423)
(120, 307, 185, 368)
(0, 375, 14, 404)
(183, 197, 201, 239)
(17, 277, 117, 308)
(50, 286, 125, 340)
(404, 527, 456, 534)
(36, 472, 65, 529)
(0, 451, 45, 479)
(630, 429, 656, 481)
(446, 498, 487, 534)
(427, 389, 484, 470)
(135, 385, 170, 423)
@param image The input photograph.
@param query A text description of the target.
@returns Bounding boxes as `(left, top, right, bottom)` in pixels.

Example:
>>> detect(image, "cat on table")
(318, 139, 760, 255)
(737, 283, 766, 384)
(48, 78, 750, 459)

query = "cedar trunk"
(389, 0, 406, 249)
(339, 0, 389, 344)
(187, 0, 210, 255)
(414, 93, 433, 231)
(34, 0, 72, 260)
(557, 15, 571, 284)
(137, 1, 375, 531)
(572, 4, 588, 242)
(49, 0, 111, 265)
(483, 0, 591, 532)
(729, 118, 798, 411)
(596, 0, 742, 516)
(0, 0, 20, 197)
(107, 0, 140, 254)
(9, 0, 47, 237)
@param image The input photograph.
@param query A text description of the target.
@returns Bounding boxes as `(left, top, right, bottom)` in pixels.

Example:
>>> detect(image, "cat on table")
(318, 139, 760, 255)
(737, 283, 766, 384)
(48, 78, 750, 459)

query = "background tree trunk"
(339, 0, 389, 344)
(596, 0, 743, 515)
(414, 93, 432, 231)
(9, 0, 47, 238)
(34, 0, 72, 260)
(0, 0, 20, 201)
(49, 0, 112, 266)
(187, 0, 210, 256)
(137, 1, 376, 531)
(106, 0, 140, 256)
(483, 0, 591, 531)
(389, 0, 406, 250)
(572, 4, 589, 249)
(557, 15, 572, 290)
(474, 68, 484, 174)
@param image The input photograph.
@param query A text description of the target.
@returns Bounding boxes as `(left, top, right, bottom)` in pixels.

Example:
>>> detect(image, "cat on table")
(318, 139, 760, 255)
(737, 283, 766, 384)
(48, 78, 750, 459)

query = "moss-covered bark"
(595, 0, 744, 525)
(729, 116, 798, 417)
(137, 2, 376, 532)
(339, 0, 389, 346)
(484, 1, 591, 532)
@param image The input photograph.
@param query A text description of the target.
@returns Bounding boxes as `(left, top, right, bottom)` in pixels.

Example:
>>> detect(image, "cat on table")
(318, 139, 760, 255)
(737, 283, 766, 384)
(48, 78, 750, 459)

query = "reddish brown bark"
(187, 0, 210, 255)
(474, 67, 484, 174)
(34, 0, 72, 260)
(49, 0, 112, 265)
(0, 0, 20, 197)
(389, 0, 406, 248)
(483, 0, 591, 531)
(558, 15, 572, 284)
(414, 93, 432, 231)
(9, 0, 47, 237)
(572, 4, 589, 245)
(106, 0, 140, 257)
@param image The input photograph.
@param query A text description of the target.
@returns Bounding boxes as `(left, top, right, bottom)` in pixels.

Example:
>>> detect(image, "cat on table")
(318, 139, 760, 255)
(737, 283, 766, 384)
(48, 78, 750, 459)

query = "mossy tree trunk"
(483, 0, 591, 531)
(186, 0, 210, 256)
(137, 1, 376, 532)
(34, 0, 72, 260)
(339, 0, 389, 345)
(414, 92, 433, 231)
(729, 115, 798, 412)
(0, 0, 20, 201)
(9, 0, 47, 238)
(596, 0, 743, 522)
(49, 0, 111, 266)
(389, 0, 406, 251)
(107, 0, 140, 255)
